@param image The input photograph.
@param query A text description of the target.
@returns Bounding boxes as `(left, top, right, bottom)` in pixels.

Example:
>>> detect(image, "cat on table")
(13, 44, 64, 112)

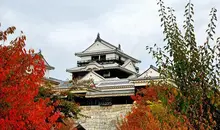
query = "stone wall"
(77, 104, 132, 130)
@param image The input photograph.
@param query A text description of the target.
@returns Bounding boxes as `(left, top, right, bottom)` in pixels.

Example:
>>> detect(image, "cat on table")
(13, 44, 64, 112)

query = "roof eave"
(46, 66, 55, 70)
(66, 69, 72, 73)
(66, 69, 89, 73)
(118, 67, 138, 75)
(75, 52, 82, 56)
(43, 77, 60, 85)
(116, 51, 141, 63)
(75, 50, 115, 57)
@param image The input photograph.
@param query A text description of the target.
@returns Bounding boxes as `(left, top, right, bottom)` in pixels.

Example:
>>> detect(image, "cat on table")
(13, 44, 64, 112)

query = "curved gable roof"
(75, 33, 141, 63)
(81, 33, 117, 53)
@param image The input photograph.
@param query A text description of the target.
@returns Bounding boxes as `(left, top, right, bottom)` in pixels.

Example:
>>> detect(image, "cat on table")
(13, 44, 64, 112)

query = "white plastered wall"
(139, 68, 159, 78)
(80, 71, 104, 83)
(123, 61, 137, 73)
(106, 53, 116, 59)
(80, 56, 91, 61)
(84, 41, 113, 52)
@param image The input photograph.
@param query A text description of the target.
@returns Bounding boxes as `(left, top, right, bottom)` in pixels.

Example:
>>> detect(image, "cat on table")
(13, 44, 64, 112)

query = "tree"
(0, 25, 61, 129)
(37, 84, 81, 119)
(146, 0, 220, 129)
(118, 84, 193, 130)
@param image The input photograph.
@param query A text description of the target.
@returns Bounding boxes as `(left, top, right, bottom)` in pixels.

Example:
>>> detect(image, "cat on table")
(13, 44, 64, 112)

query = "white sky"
(1, 0, 220, 80)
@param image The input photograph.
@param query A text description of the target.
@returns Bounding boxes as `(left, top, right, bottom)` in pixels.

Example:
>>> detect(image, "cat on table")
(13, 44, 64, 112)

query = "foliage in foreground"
(37, 79, 87, 129)
(118, 84, 194, 130)
(0, 25, 61, 129)
(146, 0, 220, 129)
(37, 84, 81, 119)
(119, 0, 220, 129)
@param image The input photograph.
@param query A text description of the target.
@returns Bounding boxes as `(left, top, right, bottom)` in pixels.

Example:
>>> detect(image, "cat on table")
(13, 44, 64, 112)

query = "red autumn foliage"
(118, 85, 193, 130)
(0, 25, 61, 129)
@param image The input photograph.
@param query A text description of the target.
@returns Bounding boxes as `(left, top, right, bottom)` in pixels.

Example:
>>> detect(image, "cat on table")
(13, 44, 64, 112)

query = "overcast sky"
(1, 0, 220, 80)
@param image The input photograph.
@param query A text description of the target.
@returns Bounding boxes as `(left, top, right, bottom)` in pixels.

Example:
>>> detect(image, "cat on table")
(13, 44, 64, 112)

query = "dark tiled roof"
(43, 77, 63, 85)
(85, 89, 135, 98)
(97, 79, 133, 87)
(133, 76, 162, 81)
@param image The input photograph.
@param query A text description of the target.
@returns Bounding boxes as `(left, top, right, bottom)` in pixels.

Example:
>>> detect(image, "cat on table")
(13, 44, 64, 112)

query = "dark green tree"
(147, 0, 220, 129)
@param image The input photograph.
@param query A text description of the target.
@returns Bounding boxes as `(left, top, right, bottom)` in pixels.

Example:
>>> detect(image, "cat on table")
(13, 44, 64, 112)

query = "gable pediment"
(138, 67, 160, 79)
(81, 71, 104, 83)
(122, 60, 137, 73)
(83, 41, 114, 53)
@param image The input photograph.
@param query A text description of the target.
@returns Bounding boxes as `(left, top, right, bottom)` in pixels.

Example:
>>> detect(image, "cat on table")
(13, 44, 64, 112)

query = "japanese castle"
(63, 33, 160, 106)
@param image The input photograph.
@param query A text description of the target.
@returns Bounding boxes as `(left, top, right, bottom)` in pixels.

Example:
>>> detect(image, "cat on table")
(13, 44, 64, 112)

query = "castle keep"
(60, 34, 161, 130)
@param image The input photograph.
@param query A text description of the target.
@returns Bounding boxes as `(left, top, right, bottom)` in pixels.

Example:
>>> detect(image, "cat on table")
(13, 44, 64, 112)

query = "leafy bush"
(118, 84, 193, 130)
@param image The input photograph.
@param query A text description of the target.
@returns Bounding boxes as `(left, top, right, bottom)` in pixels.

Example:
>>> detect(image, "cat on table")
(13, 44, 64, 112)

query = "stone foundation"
(77, 104, 132, 130)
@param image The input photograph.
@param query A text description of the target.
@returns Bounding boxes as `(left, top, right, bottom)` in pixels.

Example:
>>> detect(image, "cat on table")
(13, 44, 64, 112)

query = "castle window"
(103, 71, 110, 78)
(100, 55, 106, 61)
(99, 98, 112, 106)
(92, 56, 99, 61)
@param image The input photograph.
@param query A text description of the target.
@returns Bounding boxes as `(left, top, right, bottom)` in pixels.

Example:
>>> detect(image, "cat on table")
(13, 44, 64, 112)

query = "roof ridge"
(150, 65, 158, 71)
(81, 33, 117, 53)
(95, 33, 118, 49)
